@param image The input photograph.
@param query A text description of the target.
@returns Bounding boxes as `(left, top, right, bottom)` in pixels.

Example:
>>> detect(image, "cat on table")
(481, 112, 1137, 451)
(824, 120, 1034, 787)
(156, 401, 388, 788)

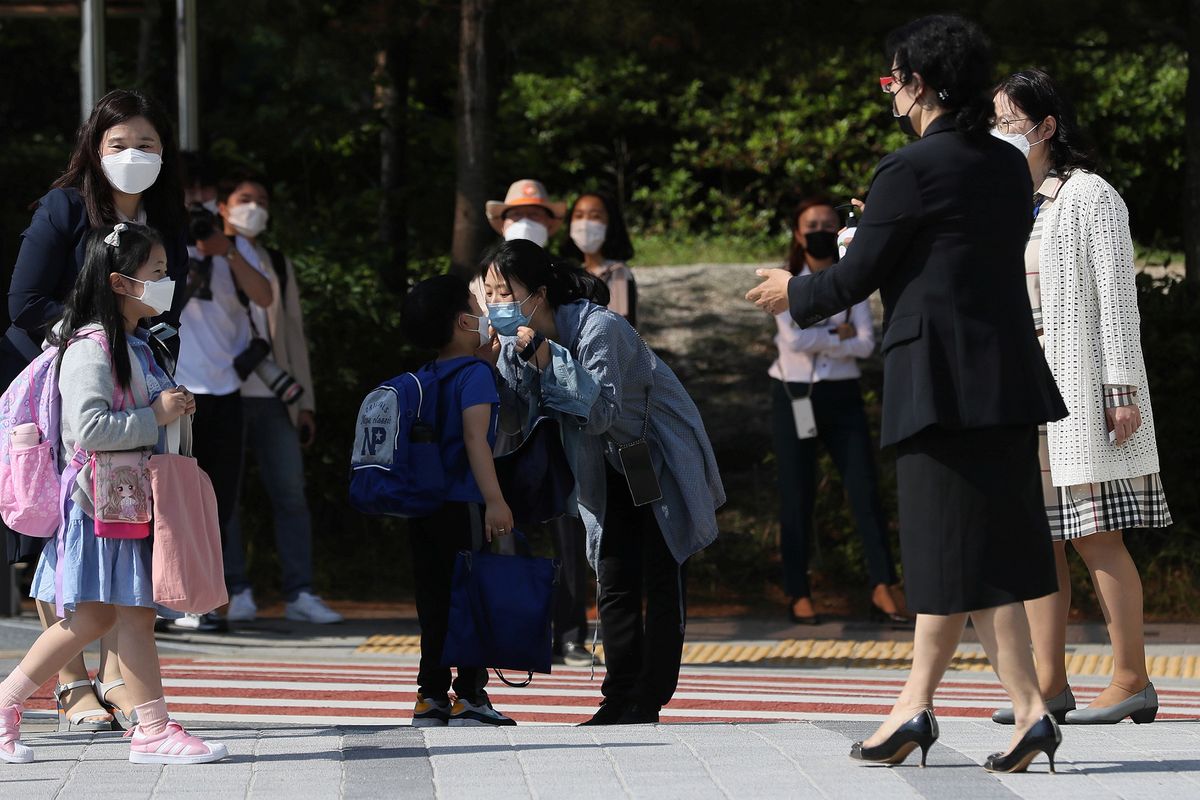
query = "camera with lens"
(187, 202, 219, 244)
(233, 339, 304, 405)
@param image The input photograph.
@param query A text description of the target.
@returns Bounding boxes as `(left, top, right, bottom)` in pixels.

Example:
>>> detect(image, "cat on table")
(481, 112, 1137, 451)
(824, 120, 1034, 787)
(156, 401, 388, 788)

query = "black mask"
(892, 92, 920, 138)
(803, 230, 838, 261)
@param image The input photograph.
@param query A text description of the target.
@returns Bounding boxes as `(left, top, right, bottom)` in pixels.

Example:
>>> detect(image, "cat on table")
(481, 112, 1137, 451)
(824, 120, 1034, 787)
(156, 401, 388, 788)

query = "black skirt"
(896, 424, 1057, 615)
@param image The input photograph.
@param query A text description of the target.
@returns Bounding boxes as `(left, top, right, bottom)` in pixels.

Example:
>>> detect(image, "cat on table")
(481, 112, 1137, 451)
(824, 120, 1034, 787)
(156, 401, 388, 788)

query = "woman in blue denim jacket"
(482, 240, 725, 725)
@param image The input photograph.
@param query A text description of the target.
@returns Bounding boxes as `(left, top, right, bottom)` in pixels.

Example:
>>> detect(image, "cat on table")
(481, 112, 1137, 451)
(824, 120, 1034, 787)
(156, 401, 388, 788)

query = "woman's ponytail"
(547, 258, 610, 307)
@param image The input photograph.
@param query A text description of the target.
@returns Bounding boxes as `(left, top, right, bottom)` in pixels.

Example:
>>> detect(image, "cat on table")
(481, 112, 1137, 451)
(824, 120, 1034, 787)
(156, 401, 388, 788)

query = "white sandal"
(53, 679, 113, 732)
(94, 678, 138, 731)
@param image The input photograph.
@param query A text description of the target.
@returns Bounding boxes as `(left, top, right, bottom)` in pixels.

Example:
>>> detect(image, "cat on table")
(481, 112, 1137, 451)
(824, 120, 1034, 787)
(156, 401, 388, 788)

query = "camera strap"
(178, 255, 213, 310)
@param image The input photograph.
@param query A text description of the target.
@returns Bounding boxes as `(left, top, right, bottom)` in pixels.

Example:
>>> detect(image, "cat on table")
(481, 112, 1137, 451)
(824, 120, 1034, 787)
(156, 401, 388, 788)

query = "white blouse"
(769, 266, 875, 384)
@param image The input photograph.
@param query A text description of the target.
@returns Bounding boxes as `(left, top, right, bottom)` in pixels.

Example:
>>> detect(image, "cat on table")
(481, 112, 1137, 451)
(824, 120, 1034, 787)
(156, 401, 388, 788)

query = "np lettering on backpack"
(354, 390, 400, 464)
(349, 361, 474, 518)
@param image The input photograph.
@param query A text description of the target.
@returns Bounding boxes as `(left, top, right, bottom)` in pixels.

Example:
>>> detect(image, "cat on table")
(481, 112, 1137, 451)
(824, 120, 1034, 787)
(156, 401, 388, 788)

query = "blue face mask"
(487, 294, 539, 336)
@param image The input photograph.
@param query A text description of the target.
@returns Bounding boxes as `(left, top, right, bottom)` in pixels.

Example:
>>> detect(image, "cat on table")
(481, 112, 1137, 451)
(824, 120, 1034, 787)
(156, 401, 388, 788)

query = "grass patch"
(633, 233, 782, 267)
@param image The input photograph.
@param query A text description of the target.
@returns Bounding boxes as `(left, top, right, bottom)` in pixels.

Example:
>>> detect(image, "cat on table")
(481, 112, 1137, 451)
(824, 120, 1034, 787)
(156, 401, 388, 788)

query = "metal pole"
(176, 0, 199, 151)
(80, 0, 106, 121)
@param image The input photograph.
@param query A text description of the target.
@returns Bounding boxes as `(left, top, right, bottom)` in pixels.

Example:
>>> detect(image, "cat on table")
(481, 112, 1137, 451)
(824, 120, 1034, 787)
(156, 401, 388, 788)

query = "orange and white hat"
(485, 179, 568, 233)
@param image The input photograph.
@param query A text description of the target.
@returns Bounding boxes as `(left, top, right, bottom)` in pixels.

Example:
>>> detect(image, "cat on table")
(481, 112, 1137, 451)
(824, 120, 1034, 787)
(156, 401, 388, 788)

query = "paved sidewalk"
(5, 718, 1199, 799)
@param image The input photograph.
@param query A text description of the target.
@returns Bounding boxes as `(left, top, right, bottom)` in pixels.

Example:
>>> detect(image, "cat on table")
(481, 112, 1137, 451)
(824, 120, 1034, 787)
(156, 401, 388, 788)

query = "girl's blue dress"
(31, 332, 177, 613)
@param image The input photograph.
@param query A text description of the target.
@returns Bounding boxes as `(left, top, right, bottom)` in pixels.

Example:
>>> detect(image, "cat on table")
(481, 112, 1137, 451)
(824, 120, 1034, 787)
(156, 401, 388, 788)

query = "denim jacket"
(495, 300, 725, 568)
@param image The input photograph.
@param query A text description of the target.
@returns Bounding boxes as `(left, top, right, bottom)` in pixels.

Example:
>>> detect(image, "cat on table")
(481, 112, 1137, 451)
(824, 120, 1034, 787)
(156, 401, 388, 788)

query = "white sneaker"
(285, 592, 344, 624)
(225, 589, 257, 622)
(171, 612, 224, 632)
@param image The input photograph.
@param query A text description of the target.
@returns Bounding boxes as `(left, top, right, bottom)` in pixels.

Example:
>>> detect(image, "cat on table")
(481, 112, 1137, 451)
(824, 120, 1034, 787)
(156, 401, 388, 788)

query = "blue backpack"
(349, 360, 473, 518)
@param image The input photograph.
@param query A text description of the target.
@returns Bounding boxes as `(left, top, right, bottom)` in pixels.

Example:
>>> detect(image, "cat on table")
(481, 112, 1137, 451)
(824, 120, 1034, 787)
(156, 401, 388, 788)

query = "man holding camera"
(178, 172, 341, 626)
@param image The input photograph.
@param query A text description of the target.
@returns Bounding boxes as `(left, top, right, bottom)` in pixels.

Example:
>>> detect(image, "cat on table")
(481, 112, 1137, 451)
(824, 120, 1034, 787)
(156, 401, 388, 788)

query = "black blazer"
(3, 187, 189, 367)
(788, 116, 1067, 447)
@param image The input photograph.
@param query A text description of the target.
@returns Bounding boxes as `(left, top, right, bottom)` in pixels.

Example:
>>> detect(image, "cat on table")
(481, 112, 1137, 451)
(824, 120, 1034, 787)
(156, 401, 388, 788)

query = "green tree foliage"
(0, 0, 1193, 606)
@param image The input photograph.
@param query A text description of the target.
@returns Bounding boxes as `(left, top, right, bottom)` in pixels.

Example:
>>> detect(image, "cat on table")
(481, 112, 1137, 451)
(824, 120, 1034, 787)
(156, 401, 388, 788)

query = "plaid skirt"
(1039, 426, 1172, 541)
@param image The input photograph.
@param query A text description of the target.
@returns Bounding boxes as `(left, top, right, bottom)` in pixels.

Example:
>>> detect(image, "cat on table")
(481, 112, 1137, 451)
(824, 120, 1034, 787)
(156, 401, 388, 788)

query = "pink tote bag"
(148, 420, 227, 613)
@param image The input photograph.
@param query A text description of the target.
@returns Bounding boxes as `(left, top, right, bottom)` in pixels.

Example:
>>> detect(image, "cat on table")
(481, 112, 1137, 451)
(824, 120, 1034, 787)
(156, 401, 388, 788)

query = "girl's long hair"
(47, 89, 184, 235)
(48, 223, 163, 390)
(479, 239, 610, 308)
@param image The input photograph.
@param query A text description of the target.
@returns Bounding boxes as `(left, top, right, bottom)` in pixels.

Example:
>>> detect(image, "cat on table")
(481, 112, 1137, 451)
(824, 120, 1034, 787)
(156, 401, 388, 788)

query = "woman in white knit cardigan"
(990, 70, 1171, 726)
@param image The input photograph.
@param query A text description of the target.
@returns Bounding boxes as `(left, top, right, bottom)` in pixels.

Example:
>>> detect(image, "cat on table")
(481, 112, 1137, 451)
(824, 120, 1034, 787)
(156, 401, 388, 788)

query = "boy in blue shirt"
(400, 275, 515, 727)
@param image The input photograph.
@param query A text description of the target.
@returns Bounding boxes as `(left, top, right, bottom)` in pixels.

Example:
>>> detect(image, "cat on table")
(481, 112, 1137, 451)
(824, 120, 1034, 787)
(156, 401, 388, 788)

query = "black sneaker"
(558, 642, 594, 668)
(412, 693, 451, 728)
(449, 691, 516, 727)
(578, 701, 627, 726)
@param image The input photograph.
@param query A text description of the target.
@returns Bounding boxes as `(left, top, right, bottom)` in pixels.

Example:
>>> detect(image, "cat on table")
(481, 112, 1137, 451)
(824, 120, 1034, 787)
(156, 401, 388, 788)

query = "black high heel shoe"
(850, 709, 938, 767)
(983, 714, 1061, 774)
(869, 606, 912, 625)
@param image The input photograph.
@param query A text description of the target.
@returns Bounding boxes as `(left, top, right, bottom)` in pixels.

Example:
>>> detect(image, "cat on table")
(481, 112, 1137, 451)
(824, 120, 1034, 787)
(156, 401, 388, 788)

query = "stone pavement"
(3, 717, 1200, 799)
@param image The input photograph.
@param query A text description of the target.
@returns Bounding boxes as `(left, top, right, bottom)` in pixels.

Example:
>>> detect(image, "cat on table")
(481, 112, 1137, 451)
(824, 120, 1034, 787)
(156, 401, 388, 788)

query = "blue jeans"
(770, 378, 897, 598)
(223, 397, 313, 600)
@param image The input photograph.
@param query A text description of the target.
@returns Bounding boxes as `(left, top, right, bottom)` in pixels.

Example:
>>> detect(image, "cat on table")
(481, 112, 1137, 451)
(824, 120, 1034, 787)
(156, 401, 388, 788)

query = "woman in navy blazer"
(4, 90, 188, 372)
(750, 16, 1066, 773)
(1, 89, 189, 733)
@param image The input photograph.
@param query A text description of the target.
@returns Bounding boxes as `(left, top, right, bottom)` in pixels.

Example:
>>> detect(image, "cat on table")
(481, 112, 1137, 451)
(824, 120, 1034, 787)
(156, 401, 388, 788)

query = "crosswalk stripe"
(27, 657, 1199, 727)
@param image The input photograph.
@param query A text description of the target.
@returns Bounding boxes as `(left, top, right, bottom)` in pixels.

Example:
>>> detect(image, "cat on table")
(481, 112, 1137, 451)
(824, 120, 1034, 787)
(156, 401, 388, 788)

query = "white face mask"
(126, 276, 176, 316)
(504, 218, 549, 248)
(991, 121, 1044, 159)
(464, 313, 491, 347)
(227, 202, 270, 237)
(570, 219, 607, 254)
(100, 149, 162, 195)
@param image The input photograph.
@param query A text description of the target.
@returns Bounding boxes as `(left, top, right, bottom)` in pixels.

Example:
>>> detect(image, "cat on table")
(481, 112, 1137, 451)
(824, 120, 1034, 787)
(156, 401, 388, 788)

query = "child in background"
(400, 274, 516, 727)
(0, 223, 226, 765)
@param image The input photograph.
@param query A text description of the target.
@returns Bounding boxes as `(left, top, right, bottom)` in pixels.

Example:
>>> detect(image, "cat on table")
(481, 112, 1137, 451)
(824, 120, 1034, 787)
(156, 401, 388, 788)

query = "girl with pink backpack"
(0, 223, 227, 765)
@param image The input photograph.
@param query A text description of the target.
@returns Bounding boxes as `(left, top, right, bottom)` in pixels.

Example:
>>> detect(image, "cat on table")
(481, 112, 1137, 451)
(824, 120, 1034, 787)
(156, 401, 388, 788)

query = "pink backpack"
(0, 331, 114, 537)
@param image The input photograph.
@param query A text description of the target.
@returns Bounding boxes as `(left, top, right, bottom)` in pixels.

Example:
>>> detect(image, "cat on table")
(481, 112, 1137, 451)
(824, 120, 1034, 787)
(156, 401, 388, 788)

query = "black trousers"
(408, 501, 488, 701)
(191, 393, 245, 581)
(770, 378, 897, 598)
(597, 463, 687, 711)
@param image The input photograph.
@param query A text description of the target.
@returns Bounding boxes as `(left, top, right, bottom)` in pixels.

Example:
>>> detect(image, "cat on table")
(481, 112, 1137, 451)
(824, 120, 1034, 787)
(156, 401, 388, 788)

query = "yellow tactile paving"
(354, 635, 1200, 679)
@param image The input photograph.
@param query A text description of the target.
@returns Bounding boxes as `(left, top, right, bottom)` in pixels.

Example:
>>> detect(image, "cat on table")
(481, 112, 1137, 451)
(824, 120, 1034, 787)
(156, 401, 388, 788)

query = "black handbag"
(494, 416, 575, 525)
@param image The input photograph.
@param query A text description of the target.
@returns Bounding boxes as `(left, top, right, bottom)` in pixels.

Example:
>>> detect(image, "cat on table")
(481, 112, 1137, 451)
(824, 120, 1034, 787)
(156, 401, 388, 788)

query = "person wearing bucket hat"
(485, 179, 567, 248)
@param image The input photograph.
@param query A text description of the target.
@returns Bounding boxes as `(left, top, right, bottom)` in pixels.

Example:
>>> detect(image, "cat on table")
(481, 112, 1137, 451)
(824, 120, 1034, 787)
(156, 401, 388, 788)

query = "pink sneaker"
(125, 720, 228, 765)
(1, 704, 33, 764)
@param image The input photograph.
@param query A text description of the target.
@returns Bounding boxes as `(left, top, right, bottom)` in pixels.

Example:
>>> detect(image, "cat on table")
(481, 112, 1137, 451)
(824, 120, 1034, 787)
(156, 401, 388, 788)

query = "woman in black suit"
(749, 16, 1066, 773)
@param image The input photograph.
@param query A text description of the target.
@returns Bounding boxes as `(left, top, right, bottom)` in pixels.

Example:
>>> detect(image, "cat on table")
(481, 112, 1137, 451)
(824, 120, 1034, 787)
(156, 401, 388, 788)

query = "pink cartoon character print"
(102, 465, 148, 522)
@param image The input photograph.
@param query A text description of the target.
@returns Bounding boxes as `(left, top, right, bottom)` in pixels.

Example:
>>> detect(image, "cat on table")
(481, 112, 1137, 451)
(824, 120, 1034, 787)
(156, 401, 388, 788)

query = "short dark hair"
(218, 170, 271, 202)
(179, 150, 216, 189)
(885, 15, 994, 136)
(401, 274, 472, 351)
(994, 69, 1098, 177)
(561, 192, 635, 262)
(478, 239, 609, 309)
(49, 89, 185, 235)
(786, 195, 836, 275)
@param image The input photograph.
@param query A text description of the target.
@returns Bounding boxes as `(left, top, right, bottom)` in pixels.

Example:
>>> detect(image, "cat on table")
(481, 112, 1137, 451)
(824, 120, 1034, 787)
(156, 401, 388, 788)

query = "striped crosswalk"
(27, 658, 1200, 726)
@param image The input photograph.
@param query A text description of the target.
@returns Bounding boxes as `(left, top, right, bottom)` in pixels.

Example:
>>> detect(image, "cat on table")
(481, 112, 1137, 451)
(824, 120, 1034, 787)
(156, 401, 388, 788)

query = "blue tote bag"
(441, 533, 559, 685)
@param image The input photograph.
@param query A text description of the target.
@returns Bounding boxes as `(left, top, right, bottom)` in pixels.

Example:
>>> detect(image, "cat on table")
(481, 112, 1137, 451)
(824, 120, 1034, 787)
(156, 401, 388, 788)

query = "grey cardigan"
(57, 324, 160, 515)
